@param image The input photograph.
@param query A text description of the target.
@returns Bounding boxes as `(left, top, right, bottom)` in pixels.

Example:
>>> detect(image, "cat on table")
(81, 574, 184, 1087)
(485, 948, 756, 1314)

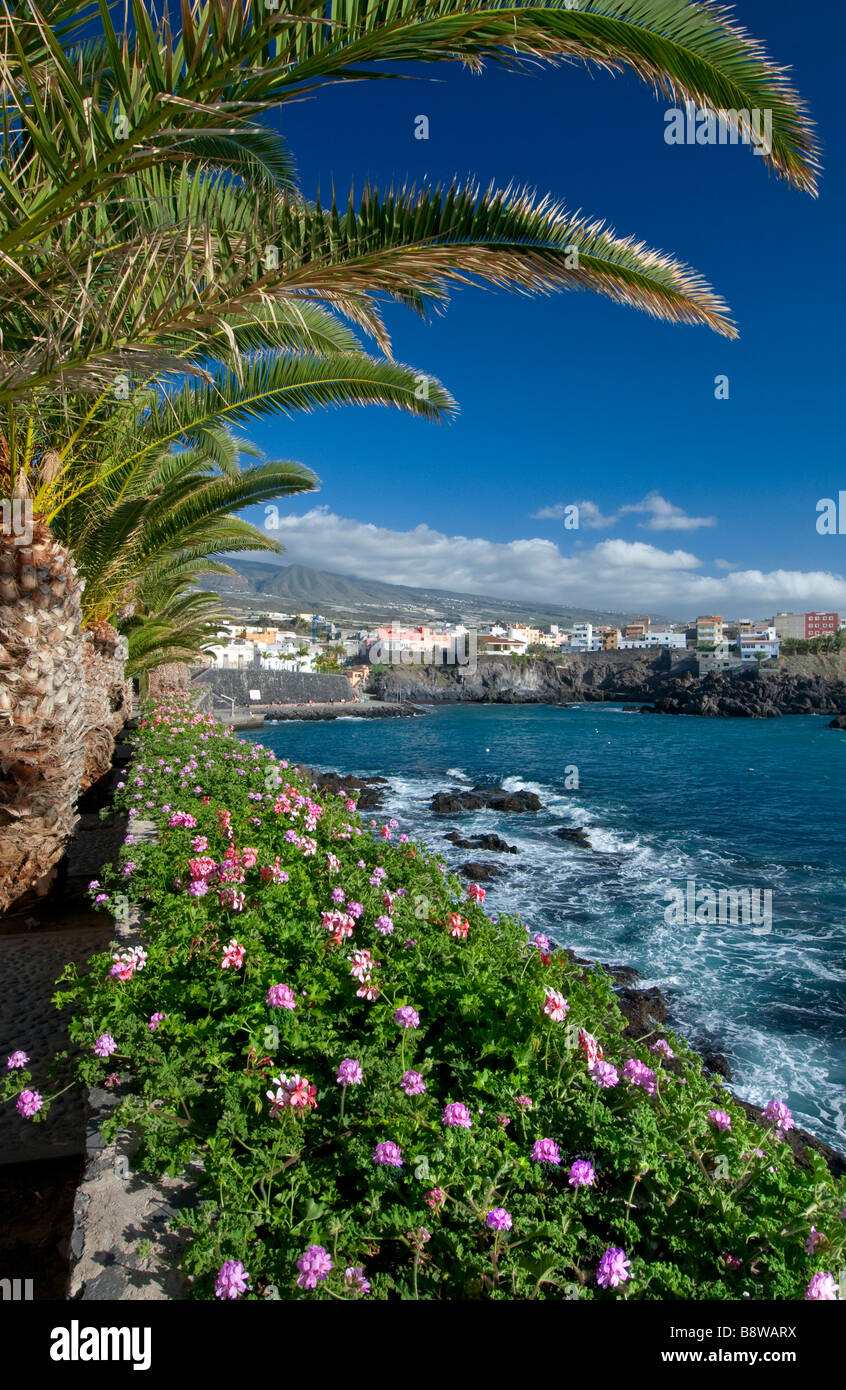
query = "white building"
(738, 627, 779, 661)
(569, 622, 600, 651)
(619, 630, 687, 650)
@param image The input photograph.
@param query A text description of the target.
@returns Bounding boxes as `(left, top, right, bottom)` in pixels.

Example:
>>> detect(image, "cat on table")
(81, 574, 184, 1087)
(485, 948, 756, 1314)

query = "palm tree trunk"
(0, 519, 86, 912)
(80, 621, 133, 792)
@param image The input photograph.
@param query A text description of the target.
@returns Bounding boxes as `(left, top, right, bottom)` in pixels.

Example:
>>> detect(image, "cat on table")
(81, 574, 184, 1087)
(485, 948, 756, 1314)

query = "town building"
(696, 615, 724, 648)
(737, 626, 780, 662)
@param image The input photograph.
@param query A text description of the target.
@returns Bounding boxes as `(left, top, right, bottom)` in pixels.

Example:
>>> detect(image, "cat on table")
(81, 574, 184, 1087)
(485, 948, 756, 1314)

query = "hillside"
(205, 558, 667, 629)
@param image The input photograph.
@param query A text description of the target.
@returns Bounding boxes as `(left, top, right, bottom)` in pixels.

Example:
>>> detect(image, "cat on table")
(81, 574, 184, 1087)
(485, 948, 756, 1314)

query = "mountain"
(202, 559, 668, 629)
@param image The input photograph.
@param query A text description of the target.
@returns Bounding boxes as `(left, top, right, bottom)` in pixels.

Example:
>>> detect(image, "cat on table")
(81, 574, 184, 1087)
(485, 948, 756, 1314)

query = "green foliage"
(38, 693, 846, 1300)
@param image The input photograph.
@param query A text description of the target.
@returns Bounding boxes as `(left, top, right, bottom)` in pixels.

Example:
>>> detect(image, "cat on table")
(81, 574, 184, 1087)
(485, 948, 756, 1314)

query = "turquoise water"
(247, 704, 846, 1147)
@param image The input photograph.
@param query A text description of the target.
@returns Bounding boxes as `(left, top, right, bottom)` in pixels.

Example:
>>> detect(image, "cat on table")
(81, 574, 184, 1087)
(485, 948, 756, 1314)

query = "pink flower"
(543, 989, 569, 1022)
(348, 949, 373, 982)
(589, 1060, 619, 1088)
(296, 1245, 333, 1289)
(515, 1094, 533, 1111)
(763, 1099, 794, 1133)
(622, 1058, 657, 1096)
(356, 983, 380, 1001)
(16, 1089, 43, 1118)
(266, 984, 296, 1010)
(374, 915, 394, 935)
(221, 939, 245, 969)
(578, 1030, 603, 1064)
(805, 1272, 837, 1300)
(191, 835, 208, 852)
(267, 1073, 317, 1116)
(321, 910, 354, 940)
(108, 946, 147, 981)
(104, 1073, 120, 1089)
(442, 1102, 472, 1129)
(6, 1051, 28, 1069)
(486, 1207, 512, 1231)
(531, 1138, 560, 1165)
(344, 1266, 371, 1295)
(94, 1033, 116, 1058)
(336, 1059, 363, 1086)
(467, 883, 486, 903)
(394, 1006, 420, 1029)
(448, 913, 469, 940)
(596, 1247, 631, 1290)
(531, 932, 551, 953)
(215, 1259, 250, 1299)
(400, 1070, 426, 1096)
(148, 1012, 167, 1030)
(424, 1187, 446, 1208)
(568, 1159, 595, 1188)
(708, 1109, 732, 1132)
(650, 1038, 674, 1059)
(373, 1141, 403, 1167)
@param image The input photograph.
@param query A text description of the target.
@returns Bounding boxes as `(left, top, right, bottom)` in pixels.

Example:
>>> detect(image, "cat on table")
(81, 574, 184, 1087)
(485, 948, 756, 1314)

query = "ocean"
(246, 703, 846, 1149)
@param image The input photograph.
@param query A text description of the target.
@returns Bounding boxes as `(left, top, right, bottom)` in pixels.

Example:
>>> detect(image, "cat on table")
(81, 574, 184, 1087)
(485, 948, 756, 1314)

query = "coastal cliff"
(368, 653, 846, 718)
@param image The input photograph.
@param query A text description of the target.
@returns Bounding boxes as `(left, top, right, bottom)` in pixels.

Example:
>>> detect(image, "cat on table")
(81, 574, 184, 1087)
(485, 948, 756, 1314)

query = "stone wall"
(191, 668, 353, 705)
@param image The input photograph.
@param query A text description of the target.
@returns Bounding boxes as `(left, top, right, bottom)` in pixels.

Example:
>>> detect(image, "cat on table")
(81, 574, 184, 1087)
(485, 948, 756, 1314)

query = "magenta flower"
(589, 1060, 619, 1089)
(568, 1159, 596, 1188)
(805, 1272, 837, 1301)
(763, 1099, 794, 1133)
(373, 1141, 403, 1168)
(374, 915, 394, 935)
(650, 1038, 674, 1059)
(344, 1266, 371, 1295)
(336, 1059, 363, 1086)
(16, 1089, 43, 1118)
(347, 902, 364, 919)
(442, 1102, 472, 1129)
(214, 1259, 250, 1300)
(296, 1244, 333, 1290)
(708, 1109, 732, 1132)
(394, 1006, 420, 1030)
(531, 1137, 561, 1165)
(94, 1033, 116, 1058)
(622, 1058, 657, 1096)
(331, 887, 345, 903)
(6, 1051, 28, 1069)
(806, 1227, 825, 1255)
(148, 1013, 167, 1030)
(485, 1207, 512, 1231)
(424, 1187, 446, 1208)
(400, 1070, 426, 1097)
(266, 984, 296, 1010)
(515, 1095, 533, 1111)
(597, 1247, 631, 1290)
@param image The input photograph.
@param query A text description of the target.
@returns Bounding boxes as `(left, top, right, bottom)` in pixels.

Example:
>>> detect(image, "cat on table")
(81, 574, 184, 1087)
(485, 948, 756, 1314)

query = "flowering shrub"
(11, 692, 843, 1300)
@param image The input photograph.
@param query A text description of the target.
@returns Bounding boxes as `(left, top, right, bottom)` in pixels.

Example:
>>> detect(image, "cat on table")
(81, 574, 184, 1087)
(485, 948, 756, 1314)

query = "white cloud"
(533, 491, 717, 532)
(260, 506, 846, 617)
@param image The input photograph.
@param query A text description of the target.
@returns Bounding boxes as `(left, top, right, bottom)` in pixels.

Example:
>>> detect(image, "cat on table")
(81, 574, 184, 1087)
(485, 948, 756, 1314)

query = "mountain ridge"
(205, 558, 670, 628)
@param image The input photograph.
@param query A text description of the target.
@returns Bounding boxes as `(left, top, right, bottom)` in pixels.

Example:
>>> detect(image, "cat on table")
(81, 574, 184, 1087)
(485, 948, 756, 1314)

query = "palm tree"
(0, 0, 820, 910)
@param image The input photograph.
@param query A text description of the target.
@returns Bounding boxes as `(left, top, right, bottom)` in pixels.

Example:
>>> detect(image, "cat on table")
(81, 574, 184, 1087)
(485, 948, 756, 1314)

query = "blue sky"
(239, 0, 845, 619)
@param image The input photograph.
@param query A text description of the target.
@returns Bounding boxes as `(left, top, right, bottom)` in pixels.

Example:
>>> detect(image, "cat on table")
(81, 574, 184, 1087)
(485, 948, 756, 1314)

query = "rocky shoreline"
(368, 654, 846, 719)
